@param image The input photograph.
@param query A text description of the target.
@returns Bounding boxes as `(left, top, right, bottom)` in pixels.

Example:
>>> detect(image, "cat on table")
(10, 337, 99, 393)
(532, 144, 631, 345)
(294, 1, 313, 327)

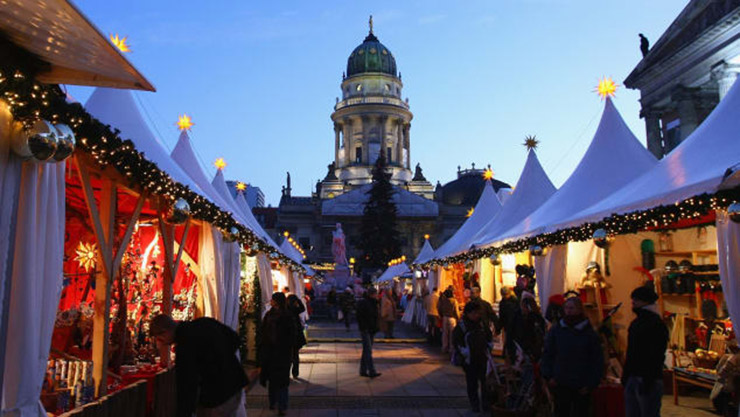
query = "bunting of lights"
(282, 231, 306, 260)
(0, 56, 304, 271)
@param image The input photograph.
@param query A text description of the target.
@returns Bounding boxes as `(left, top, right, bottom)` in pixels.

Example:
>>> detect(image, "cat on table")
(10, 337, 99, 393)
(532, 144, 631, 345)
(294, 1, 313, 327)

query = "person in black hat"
(622, 285, 668, 417)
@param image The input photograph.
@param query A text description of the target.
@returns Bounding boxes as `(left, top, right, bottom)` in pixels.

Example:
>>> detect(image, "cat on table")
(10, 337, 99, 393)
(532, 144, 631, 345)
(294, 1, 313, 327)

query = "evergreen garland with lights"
(425, 188, 740, 266)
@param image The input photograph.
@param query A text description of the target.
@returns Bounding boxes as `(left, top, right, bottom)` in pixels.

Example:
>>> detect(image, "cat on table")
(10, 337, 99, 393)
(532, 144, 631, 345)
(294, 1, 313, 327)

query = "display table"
(672, 367, 717, 405)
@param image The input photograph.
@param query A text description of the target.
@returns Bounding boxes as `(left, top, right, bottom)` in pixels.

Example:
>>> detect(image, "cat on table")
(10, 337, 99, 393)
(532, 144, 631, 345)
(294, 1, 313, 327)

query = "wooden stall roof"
(0, 0, 155, 91)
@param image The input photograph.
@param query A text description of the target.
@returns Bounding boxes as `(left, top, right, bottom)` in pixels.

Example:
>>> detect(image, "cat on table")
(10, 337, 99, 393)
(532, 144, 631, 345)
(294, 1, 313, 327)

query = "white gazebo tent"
(469, 149, 557, 297)
(376, 263, 411, 284)
(211, 169, 281, 317)
(546, 79, 740, 349)
(431, 180, 502, 302)
(499, 97, 657, 313)
(401, 237, 438, 327)
(170, 130, 242, 330)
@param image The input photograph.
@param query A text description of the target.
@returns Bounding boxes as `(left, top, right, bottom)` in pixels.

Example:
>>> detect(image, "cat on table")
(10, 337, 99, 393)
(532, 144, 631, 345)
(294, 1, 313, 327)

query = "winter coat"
(327, 290, 337, 305)
(511, 310, 547, 361)
(424, 292, 439, 317)
(174, 318, 248, 417)
(260, 307, 296, 389)
(469, 297, 499, 332)
(498, 296, 519, 334)
(437, 295, 459, 320)
(338, 291, 356, 313)
(287, 295, 307, 349)
(541, 318, 604, 390)
(622, 306, 668, 383)
(380, 294, 396, 322)
(452, 318, 493, 368)
(356, 296, 380, 334)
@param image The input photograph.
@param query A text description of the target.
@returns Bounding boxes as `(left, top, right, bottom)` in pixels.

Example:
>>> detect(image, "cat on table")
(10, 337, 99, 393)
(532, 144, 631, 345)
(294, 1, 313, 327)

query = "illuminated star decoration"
(214, 157, 227, 170)
(595, 76, 618, 99)
(524, 135, 539, 150)
(424, 234, 430, 240)
(235, 182, 247, 192)
(177, 114, 194, 131)
(482, 168, 494, 181)
(75, 241, 98, 272)
(109, 34, 131, 53)
(466, 207, 475, 218)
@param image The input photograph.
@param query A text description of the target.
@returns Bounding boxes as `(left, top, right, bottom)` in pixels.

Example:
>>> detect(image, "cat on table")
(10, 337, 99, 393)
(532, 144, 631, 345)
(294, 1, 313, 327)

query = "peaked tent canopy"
(278, 237, 315, 276)
(212, 170, 280, 250)
(471, 150, 557, 248)
(377, 263, 410, 284)
(170, 131, 246, 227)
(500, 97, 657, 241)
(85, 88, 209, 198)
(413, 238, 436, 265)
(432, 180, 502, 260)
(564, 79, 740, 227)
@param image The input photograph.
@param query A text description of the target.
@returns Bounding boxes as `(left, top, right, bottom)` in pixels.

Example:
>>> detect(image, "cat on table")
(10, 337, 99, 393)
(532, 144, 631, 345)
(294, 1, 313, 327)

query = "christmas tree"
(357, 151, 402, 278)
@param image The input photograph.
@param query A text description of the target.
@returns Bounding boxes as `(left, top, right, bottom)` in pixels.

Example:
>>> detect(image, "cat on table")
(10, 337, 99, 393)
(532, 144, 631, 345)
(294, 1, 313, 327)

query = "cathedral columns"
(395, 119, 403, 168)
(642, 108, 664, 159)
(403, 124, 411, 169)
(712, 61, 740, 101)
(334, 123, 341, 166)
(343, 118, 353, 166)
(672, 86, 699, 145)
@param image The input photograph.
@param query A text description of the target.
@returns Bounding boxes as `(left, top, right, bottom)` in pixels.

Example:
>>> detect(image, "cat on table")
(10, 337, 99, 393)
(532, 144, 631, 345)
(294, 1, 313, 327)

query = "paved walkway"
(245, 319, 717, 417)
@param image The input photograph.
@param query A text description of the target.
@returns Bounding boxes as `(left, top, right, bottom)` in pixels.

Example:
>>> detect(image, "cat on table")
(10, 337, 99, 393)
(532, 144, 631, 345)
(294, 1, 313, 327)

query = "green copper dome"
(346, 33, 397, 77)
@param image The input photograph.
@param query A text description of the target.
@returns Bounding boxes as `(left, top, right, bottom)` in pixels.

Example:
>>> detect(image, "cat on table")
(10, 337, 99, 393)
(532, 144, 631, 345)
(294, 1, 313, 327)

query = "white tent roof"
(170, 131, 249, 226)
(278, 238, 315, 276)
(563, 80, 740, 227)
(413, 239, 436, 265)
(376, 263, 410, 283)
(500, 97, 657, 241)
(432, 180, 502, 260)
(211, 170, 279, 250)
(85, 88, 209, 200)
(471, 150, 557, 248)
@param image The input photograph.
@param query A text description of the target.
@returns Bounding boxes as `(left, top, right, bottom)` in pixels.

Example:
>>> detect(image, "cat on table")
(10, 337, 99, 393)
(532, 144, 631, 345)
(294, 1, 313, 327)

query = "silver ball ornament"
(490, 254, 501, 266)
(729, 202, 740, 223)
(592, 228, 608, 248)
(529, 245, 544, 257)
(11, 119, 59, 161)
(166, 198, 190, 225)
(52, 124, 76, 162)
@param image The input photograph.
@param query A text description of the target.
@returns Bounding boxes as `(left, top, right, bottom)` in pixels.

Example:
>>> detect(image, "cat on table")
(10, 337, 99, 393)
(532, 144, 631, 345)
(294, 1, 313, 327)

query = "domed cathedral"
(272, 18, 512, 264)
(321, 16, 435, 200)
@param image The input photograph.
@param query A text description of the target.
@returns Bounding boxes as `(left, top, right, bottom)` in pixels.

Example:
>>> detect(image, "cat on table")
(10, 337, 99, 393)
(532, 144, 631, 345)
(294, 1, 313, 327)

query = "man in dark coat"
(622, 286, 668, 417)
(356, 287, 381, 378)
(453, 302, 493, 412)
(469, 286, 499, 333)
(260, 292, 296, 415)
(149, 314, 247, 417)
(338, 287, 356, 331)
(498, 286, 519, 361)
(287, 294, 307, 379)
(541, 297, 604, 417)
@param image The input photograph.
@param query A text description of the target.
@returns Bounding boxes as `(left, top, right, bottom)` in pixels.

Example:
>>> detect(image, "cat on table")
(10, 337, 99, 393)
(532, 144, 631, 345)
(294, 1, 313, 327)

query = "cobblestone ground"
(245, 319, 716, 417)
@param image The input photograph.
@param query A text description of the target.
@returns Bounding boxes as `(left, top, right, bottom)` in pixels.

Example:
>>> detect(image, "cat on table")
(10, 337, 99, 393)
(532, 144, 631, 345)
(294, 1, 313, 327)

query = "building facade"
(265, 23, 512, 264)
(625, 0, 740, 158)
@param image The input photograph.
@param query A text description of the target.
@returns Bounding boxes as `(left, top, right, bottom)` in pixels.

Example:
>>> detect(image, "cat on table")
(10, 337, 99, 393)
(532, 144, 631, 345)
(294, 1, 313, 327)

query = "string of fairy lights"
(0, 54, 304, 271)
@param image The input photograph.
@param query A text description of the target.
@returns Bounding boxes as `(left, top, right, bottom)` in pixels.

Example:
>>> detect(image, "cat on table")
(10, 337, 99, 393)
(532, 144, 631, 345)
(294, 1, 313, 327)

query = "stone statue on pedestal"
(332, 223, 348, 267)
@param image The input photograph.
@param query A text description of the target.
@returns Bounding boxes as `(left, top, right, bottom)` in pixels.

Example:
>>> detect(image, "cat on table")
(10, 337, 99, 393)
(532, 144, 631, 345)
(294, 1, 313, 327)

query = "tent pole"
(76, 158, 117, 397)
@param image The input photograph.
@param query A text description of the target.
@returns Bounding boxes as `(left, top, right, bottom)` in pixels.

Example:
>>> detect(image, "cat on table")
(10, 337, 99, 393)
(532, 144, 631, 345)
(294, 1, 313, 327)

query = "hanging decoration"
(529, 245, 544, 257)
(74, 242, 97, 272)
(109, 34, 131, 53)
(11, 119, 58, 161)
(728, 202, 740, 223)
(592, 228, 608, 248)
(165, 198, 190, 225)
(52, 123, 76, 161)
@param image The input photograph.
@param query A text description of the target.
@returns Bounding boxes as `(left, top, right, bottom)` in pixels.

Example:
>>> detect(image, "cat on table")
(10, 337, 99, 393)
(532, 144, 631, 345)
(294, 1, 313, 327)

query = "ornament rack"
(653, 249, 721, 320)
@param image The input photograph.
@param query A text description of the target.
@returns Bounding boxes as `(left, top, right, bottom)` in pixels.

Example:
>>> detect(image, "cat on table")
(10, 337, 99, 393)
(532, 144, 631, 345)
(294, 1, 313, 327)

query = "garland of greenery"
(424, 188, 740, 266)
(0, 43, 303, 271)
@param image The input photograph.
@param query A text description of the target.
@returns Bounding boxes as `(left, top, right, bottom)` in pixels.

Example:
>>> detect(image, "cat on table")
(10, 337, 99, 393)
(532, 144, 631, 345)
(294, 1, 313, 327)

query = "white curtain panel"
(256, 253, 274, 318)
(716, 211, 740, 344)
(534, 244, 567, 313)
(199, 225, 224, 320)
(0, 108, 17, 333)
(221, 242, 241, 330)
(1, 154, 65, 417)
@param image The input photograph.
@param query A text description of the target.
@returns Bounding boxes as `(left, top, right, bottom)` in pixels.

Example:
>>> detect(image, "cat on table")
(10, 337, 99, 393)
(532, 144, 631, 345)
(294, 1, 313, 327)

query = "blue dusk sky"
(68, 0, 687, 206)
